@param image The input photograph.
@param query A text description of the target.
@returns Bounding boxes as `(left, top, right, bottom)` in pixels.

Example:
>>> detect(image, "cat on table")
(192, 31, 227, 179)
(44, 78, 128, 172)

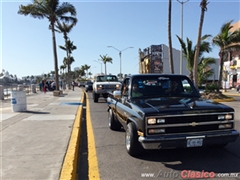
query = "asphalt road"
(79, 93, 240, 180)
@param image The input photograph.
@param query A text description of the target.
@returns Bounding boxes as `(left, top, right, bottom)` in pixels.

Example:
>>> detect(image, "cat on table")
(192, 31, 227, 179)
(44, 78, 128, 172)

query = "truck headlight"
(225, 114, 233, 120)
(218, 114, 233, 120)
(219, 124, 232, 129)
(115, 84, 120, 89)
(147, 118, 156, 125)
(97, 85, 102, 90)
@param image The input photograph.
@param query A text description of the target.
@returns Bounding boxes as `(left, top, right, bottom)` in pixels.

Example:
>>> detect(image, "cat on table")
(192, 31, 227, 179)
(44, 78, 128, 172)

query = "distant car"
(92, 75, 121, 102)
(78, 81, 85, 87)
(85, 81, 93, 92)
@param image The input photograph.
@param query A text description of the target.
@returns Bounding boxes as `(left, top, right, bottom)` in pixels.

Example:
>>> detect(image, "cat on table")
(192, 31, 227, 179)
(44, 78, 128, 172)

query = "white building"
(139, 44, 220, 82)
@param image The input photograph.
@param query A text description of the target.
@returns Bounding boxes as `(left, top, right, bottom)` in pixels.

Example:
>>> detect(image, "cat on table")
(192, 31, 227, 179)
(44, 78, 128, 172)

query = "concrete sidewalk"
(222, 88, 240, 97)
(0, 87, 84, 180)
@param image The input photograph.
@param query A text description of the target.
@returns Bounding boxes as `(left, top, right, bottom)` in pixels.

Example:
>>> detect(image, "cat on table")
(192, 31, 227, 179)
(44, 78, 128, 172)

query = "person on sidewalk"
(43, 81, 47, 94)
(72, 81, 75, 91)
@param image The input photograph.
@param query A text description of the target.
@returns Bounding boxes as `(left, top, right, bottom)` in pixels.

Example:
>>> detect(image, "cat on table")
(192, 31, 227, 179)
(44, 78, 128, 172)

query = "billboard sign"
(150, 45, 163, 73)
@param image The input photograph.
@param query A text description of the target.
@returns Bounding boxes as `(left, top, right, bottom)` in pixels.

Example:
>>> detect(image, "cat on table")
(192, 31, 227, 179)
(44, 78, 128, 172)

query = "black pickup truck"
(107, 74, 239, 156)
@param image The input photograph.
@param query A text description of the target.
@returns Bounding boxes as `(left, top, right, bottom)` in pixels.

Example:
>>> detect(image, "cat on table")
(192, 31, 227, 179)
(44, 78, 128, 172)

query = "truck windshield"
(96, 75, 118, 82)
(131, 76, 199, 98)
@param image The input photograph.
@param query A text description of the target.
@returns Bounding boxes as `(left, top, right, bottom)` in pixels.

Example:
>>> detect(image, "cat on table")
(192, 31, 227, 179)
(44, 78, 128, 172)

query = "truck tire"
(108, 109, 122, 131)
(93, 91, 98, 103)
(126, 122, 144, 157)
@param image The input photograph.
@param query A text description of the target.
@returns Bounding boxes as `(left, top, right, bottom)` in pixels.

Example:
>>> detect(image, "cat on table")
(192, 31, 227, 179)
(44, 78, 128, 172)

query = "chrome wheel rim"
(126, 128, 130, 150)
(108, 110, 111, 127)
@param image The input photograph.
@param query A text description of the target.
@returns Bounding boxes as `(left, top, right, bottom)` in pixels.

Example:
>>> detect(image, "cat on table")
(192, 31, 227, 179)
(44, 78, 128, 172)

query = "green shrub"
(205, 83, 218, 93)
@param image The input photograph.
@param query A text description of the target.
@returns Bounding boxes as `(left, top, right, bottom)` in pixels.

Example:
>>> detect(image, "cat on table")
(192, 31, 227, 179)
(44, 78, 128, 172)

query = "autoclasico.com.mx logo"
(141, 170, 240, 179)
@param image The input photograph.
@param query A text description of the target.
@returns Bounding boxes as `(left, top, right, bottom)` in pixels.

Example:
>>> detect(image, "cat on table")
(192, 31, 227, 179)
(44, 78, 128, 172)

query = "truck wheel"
(93, 92, 98, 103)
(108, 109, 121, 131)
(126, 122, 144, 157)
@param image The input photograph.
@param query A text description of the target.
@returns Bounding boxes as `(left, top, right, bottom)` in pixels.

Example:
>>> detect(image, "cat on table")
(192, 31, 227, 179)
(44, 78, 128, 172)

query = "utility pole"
(177, 0, 189, 75)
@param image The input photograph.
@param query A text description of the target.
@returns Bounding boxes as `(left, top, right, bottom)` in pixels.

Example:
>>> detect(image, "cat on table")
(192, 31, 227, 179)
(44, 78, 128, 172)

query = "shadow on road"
(136, 137, 240, 174)
(23, 110, 50, 114)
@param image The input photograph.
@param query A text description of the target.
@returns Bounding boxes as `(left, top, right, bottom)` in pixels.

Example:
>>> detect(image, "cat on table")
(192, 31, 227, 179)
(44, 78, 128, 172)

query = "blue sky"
(1, 0, 240, 78)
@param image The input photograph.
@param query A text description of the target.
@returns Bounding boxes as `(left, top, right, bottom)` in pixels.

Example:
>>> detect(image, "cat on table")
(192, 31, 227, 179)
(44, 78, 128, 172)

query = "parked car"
(78, 81, 85, 87)
(85, 81, 93, 92)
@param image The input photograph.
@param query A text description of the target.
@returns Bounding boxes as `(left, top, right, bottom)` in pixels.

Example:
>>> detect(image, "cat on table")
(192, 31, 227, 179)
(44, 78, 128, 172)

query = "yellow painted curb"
(222, 93, 240, 97)
(59, 90, 85, 180)
(212, 98, 235, 102)
(86, 93, 100, 180)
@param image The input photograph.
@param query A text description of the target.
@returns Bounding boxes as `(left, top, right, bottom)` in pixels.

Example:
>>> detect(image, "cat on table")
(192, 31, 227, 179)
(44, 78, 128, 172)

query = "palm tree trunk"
(193, 0, 208, 89)
(218, 51, 224, 91)
(51, 23, 59, 91)
(67, 52, 71, 90)
(168, 0, 174, 74)
(105, 63, 107, 75)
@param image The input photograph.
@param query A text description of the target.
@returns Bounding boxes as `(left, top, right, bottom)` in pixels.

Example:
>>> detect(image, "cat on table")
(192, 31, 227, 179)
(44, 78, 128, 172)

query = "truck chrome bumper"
(138, 130, 239, 149)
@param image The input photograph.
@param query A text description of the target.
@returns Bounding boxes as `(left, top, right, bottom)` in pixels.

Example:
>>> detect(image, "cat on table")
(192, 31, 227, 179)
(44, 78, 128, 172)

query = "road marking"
(86, 93, 100, 180)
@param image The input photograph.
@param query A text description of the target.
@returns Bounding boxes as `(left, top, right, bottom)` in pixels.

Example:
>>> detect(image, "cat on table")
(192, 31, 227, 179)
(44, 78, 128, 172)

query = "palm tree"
(60, 64, 66, 76)
(30, 75, 34, 83)
(59, 40, 77, 88)
(198, 57, 216, 86)
(212, 20, 240, 91)
(193, 0, 209, 89)
(55, 21, 77, 41)
(43, 74, 47, 80)
(83, 64, 91, 78)
(56, 20, 77, 88)
(168, 0, 174, 74)
(36, 76, 42, 84)
(176, 34, 212, 81)
(18, 0, 77, 91)
(77, 68, 86, 78)
(99, 54, 113, 75)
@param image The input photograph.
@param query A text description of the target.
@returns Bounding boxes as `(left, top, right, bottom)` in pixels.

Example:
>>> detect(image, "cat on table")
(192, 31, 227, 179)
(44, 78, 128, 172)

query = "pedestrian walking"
(72, 81, 75, 91)
(43, 82, 47, 94)
(41, 80, 45, 92)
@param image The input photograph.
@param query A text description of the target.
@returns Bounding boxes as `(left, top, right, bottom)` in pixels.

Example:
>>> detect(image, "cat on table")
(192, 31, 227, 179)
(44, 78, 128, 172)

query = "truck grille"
(165, 124, 232, 133)
(102, 85, 115, 89)
(146, 113, 234, 135)
(164, 114, 217, 124)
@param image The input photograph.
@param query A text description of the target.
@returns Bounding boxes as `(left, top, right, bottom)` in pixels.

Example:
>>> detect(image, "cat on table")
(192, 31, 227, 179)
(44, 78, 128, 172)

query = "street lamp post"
(94, 60, 103, 74)
(177, 0, 189, 75)
(107, 46, 134, 78)
(89, 66, 96, 79)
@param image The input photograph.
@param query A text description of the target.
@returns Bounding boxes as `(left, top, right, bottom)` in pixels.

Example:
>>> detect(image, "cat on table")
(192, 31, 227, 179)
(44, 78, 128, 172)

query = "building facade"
(224, 20, 240, 88)
(139, 44, 220, 82)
